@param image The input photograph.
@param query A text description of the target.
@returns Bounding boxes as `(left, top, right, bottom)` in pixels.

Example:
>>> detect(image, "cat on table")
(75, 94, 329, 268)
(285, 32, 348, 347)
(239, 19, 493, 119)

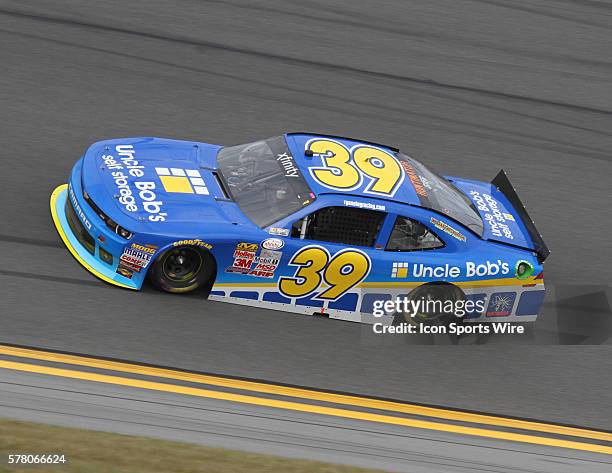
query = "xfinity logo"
(277, 152, 299, 177)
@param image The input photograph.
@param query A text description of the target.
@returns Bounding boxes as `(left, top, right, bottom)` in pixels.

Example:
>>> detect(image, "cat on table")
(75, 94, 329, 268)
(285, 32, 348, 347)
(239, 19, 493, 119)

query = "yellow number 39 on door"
(279, 246, 371, 301)
(306, 139, 404, 197)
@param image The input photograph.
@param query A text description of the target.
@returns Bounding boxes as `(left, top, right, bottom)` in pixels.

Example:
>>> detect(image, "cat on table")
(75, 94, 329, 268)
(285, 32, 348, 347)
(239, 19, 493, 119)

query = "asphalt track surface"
(3, 371, 609, 473)
(0, 0, 611, 469)
(0, 348, 610, 472)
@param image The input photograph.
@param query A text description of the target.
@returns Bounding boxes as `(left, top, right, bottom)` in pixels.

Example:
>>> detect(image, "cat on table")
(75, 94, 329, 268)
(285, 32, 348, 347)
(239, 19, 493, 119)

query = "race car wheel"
(401, 283, 464, 324)
(149, 246, 214, 294)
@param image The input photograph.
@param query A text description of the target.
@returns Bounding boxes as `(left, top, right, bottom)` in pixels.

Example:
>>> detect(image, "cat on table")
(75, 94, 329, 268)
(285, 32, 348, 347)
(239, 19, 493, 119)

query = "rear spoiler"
(491, 170, 550, 263)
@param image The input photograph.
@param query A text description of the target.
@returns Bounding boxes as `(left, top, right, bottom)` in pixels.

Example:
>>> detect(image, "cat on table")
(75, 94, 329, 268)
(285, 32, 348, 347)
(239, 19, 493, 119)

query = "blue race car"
(51, 133, 549, 324)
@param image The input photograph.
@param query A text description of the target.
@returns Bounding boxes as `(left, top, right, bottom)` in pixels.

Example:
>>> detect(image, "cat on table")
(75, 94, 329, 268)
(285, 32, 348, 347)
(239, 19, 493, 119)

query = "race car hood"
(446, 174, 547, 260)
(80, 137, 247, 229)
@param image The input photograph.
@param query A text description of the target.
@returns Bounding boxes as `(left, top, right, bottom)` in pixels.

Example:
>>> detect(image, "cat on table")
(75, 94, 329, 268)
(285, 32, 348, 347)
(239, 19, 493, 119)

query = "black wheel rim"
(411, 286, 451, 322)
(162, 247, 202, 283)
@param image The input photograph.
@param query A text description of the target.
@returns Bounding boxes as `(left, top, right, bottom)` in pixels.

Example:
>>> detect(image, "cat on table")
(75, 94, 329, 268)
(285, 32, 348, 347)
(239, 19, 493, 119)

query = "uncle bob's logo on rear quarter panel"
(262, 238, 284, 250)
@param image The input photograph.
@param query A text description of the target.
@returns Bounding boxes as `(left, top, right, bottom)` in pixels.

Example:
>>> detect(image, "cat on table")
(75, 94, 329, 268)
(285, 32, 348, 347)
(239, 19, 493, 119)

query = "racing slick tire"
(396, 283, 465, 325)
(148, 245, 215, 294)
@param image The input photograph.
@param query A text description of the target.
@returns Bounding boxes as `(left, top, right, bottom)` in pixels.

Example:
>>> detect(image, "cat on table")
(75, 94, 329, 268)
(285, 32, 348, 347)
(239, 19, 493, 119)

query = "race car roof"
(284, 132, 420, 206)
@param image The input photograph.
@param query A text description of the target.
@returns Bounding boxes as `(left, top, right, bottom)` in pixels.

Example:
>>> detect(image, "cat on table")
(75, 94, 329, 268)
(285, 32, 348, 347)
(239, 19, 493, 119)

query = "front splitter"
(50, 184, 138, 290)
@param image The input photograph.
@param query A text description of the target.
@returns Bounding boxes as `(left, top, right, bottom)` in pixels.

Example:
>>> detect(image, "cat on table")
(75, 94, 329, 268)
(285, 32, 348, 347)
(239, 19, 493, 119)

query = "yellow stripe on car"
(50, 184, 135, 290)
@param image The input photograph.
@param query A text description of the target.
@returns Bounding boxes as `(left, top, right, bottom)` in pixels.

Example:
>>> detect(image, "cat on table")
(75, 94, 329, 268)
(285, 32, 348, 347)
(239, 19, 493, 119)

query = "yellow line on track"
(0, 359, 610, 455)
(0, 345, 611, 448)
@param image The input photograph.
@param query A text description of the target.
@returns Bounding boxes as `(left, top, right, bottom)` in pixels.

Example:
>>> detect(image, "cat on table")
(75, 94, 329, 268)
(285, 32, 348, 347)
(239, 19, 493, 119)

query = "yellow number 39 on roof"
(306, 139, 405, 197)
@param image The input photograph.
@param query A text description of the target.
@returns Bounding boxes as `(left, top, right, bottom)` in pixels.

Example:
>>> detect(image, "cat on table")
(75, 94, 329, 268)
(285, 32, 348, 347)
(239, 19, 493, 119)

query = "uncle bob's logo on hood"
(104, 145, 209, 222)
(104, 144, 166, 222)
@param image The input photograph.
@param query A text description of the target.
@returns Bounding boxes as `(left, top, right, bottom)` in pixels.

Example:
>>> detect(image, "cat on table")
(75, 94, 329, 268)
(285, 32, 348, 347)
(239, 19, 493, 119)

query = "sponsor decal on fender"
(225, 242, 281, 278)
(226, 242, 259, 274)
(116, 265, 134, 279)
(430, 217, 466, 242)
(248, 249, 282, 278)
(118, 243, 154, 273)
(261, 238, 284, 250)
(130, 243, 157, 254)
(236, 242, 258, 252)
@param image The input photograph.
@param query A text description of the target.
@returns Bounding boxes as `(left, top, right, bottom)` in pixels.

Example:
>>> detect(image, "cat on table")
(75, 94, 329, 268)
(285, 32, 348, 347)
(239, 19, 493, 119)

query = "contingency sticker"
(225, 242, 282, 279)
(248, 249, 282, 278)
(226, 243, 259, 274)
(118, 244, 154, 273)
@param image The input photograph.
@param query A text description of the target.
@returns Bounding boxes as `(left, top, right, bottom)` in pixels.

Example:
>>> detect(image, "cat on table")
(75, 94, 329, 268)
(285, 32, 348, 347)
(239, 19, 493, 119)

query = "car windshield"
(398, 153, 484, 235)
(217, 136, 315, 227)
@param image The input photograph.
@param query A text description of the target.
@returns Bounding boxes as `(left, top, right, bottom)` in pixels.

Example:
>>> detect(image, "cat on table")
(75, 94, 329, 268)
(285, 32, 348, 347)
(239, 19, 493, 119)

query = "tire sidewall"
(399, 283, 464, 325)
(149, 245, 214, 294)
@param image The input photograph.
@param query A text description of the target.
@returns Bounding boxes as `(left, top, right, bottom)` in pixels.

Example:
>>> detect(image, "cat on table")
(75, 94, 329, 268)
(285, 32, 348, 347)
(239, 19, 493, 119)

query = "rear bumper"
(50, 183, 139, 290)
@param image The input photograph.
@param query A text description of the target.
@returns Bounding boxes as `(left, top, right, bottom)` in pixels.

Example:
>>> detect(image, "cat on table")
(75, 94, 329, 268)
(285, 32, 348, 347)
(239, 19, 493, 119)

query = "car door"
(279, 204, 387, 317)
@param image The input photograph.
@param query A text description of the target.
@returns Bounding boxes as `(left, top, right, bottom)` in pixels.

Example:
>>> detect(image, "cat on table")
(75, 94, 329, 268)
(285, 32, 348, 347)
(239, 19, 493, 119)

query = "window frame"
(384, 215, 446, 252)
(290, 205, 387, 249)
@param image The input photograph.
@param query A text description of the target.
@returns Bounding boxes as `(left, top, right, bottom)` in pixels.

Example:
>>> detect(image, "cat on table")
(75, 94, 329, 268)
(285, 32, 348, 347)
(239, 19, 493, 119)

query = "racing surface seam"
(2, 380, 611, 465)
(2, 28, 610, 163)
(0, 234, 62, 248)
(0, 269, 103, 288)
(1, 7, 610, 116)
(0, 406, 554, 473)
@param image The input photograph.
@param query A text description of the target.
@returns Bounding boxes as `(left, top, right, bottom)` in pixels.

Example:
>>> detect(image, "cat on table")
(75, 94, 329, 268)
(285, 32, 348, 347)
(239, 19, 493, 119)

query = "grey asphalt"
(1, 369, 611, 473)
(0, 0, 611, 457)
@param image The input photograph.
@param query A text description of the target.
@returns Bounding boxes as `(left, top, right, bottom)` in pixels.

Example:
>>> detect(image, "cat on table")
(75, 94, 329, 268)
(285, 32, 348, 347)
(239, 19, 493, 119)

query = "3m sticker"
(226, 242, 259, 274)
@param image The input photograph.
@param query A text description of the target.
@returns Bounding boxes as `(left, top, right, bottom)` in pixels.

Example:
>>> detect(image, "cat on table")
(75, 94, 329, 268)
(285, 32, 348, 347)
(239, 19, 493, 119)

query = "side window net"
(292, 206, 385, 247)
(386, 216, 444, 251)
